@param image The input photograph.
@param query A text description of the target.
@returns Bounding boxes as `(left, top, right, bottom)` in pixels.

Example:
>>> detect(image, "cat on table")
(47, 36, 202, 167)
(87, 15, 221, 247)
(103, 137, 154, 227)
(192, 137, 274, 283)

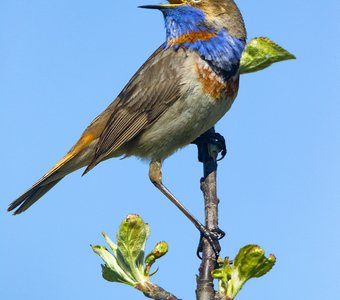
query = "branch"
(196, 127, 221, 300)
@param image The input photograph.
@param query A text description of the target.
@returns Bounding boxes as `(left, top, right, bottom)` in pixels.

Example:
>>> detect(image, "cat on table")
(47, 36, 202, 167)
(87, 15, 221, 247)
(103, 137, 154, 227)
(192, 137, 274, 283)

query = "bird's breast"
(195, 57, 240, 101)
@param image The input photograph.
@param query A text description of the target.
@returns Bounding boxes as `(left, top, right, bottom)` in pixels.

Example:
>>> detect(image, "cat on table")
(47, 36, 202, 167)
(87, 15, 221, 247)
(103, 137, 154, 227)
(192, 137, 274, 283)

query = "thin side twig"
(137, 282, 180, 300)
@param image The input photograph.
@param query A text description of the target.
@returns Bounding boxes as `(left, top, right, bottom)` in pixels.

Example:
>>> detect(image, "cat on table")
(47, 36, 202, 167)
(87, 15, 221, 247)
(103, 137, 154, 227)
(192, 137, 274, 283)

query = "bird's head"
(141, 0, 246, 44)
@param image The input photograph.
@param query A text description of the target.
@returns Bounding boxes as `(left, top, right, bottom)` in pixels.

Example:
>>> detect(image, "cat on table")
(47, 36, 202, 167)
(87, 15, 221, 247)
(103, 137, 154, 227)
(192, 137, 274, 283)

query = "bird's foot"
(196, 227, 225, 259)
(192, 130, 227, 162)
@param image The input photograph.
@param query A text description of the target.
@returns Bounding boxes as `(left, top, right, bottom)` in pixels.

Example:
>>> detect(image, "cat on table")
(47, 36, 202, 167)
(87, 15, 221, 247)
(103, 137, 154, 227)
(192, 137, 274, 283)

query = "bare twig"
(195, 127, 222, 300)
(136, 282, 180, 300)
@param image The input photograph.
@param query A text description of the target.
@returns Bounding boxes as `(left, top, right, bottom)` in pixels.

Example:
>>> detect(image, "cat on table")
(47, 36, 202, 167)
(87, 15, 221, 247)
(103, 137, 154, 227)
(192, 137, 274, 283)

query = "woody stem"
(195, 127, 221, 300)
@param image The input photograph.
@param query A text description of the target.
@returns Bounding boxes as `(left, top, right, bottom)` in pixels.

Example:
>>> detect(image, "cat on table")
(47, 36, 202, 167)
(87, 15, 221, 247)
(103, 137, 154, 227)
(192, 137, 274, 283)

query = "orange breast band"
(168, 31, 216, 46)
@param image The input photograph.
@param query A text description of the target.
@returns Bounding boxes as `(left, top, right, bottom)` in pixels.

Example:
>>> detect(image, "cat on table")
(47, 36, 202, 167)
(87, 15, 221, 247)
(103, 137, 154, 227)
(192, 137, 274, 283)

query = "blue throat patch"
(161, 5, 245, 79)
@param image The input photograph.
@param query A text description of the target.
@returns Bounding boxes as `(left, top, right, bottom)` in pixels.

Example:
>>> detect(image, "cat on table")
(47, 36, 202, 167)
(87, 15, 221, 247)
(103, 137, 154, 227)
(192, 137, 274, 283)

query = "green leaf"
(212, 245, 276, 299)
(102, 232, 117, 254)
(91, 245, 136, 285)
(240, 37, 295, 74)
(234, 245, 276, 278)
(116, 214, 150, 281)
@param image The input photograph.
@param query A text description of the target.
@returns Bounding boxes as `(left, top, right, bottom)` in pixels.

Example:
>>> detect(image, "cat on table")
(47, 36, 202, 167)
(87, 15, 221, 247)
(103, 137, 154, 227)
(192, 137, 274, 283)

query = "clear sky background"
(1, 1, 339, 299)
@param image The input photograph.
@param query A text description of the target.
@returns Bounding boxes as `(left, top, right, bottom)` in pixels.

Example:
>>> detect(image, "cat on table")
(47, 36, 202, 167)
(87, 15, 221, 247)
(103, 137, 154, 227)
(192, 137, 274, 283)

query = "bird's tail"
(8, 177, 64, 215)
(7, 147, 87, 215)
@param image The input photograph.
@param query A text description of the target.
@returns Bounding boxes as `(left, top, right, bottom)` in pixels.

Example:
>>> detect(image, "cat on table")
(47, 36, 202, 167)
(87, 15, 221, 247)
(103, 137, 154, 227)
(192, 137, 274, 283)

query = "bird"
(8, 0, 246, 244)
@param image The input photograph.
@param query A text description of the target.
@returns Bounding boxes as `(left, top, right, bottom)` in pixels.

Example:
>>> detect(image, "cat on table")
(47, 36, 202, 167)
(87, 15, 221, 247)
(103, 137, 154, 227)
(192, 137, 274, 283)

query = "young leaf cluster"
(212, 245, 276, 299)
(92, 214, 168, 291)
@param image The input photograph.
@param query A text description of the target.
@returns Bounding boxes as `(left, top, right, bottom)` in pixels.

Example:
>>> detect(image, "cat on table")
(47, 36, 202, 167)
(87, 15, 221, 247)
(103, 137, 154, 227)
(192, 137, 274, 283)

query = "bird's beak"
(139, 0, 186, 10)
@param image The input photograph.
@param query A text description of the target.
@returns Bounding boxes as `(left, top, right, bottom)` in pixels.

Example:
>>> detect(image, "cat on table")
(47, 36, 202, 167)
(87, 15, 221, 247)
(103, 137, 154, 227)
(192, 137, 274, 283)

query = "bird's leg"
(149, 160, 223, 258)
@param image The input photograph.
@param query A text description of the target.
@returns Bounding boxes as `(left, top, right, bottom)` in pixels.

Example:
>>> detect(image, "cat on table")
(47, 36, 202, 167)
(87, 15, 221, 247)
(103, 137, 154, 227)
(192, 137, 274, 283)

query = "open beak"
(139, 0, 186, 10)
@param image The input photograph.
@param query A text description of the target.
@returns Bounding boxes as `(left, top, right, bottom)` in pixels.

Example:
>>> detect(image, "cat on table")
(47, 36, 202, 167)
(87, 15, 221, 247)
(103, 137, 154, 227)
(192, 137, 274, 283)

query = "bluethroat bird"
(8, 0, 246, 251)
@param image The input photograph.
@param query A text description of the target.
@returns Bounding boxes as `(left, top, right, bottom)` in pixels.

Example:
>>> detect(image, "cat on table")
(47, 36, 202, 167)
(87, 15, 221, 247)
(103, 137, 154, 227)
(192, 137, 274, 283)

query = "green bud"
(145, 241, 169, 276)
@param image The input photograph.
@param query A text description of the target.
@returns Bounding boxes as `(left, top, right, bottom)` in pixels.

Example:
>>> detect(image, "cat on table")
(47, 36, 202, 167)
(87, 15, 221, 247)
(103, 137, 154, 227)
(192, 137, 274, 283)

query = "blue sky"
(1, 0, 339, 299)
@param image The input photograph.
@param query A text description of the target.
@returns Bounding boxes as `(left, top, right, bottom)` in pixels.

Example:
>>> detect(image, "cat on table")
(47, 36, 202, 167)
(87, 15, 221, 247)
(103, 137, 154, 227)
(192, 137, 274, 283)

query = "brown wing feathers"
(84, 46, 187, 173)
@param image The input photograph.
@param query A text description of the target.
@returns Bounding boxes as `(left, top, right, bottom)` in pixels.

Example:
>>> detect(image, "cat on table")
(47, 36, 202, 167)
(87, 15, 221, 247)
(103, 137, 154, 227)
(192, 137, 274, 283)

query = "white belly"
(128, 88, 235, 161)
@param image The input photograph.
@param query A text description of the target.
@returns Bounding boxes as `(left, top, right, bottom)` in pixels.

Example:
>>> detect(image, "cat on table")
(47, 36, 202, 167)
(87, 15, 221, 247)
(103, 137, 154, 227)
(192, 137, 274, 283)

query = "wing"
(83, 45, 189, 174)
